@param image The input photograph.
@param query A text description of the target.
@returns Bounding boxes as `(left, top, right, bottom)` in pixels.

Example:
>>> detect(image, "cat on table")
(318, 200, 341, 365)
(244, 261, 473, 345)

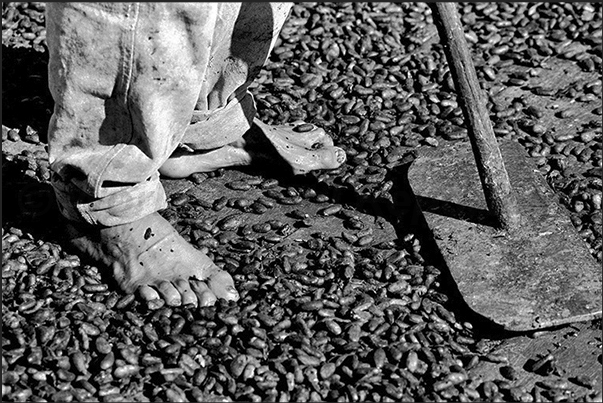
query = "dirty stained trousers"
(46, 3, 292, 227)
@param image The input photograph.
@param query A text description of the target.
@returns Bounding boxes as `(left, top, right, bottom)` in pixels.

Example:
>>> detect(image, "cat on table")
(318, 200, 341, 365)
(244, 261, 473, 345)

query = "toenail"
(146, 299, 165, 310)
(336, 149, 346, 164)
(200, 299, 214, 307)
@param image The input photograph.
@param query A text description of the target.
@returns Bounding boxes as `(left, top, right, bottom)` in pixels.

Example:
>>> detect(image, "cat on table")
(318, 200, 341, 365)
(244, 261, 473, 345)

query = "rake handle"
(429, 3, 521, 232)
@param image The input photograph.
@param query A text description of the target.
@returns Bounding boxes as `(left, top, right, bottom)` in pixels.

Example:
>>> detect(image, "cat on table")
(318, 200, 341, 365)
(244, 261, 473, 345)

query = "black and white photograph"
(2, 2, 602, 402)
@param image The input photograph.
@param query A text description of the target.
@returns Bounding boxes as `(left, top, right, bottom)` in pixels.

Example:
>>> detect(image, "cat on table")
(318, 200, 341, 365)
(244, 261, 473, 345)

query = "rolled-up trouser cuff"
(46, 2, 293, 228)
(183, 90, 256, 151)
(52, 172, 167, 227)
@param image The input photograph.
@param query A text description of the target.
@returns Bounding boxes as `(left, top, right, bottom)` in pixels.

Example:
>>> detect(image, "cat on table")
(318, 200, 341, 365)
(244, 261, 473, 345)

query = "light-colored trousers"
(46, 3, 292, 227)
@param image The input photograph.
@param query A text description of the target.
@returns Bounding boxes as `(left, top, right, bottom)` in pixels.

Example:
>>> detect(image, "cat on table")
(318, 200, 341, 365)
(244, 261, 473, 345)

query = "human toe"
(207, 271, 239, 302)
(332, 147, 347, 166)
(317, 146, 346, 169)
(191, 280, 218, 307)
(137, 285, 160, 301)
(174, 279, 198, 307)
(157, 281, 182, 306)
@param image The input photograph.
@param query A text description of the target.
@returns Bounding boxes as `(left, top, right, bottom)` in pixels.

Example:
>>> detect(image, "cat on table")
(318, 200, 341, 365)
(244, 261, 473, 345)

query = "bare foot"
(159, 142, 252, 178)
(159, 119, 346, 178)
(68, 212, 239, 307)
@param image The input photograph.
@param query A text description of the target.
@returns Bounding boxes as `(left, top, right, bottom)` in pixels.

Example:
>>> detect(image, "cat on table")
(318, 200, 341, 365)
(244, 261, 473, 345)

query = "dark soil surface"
(2, 2, 602, 402)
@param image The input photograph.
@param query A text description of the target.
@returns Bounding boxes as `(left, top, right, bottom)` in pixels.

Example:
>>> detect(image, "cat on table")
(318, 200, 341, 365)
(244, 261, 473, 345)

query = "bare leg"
(159, 142, 252, 178)
(159, 120, 347, 178)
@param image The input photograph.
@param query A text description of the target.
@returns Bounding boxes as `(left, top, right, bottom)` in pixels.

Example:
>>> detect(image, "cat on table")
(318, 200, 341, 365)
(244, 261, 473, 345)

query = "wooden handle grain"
(429, 2, 521, 231)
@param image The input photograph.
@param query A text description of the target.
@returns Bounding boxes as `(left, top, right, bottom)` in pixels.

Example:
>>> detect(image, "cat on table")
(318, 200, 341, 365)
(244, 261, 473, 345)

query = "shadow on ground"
(2, 153, 63, 239)
(1, 41, 510, 340)
(2, 44, 53, 142)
